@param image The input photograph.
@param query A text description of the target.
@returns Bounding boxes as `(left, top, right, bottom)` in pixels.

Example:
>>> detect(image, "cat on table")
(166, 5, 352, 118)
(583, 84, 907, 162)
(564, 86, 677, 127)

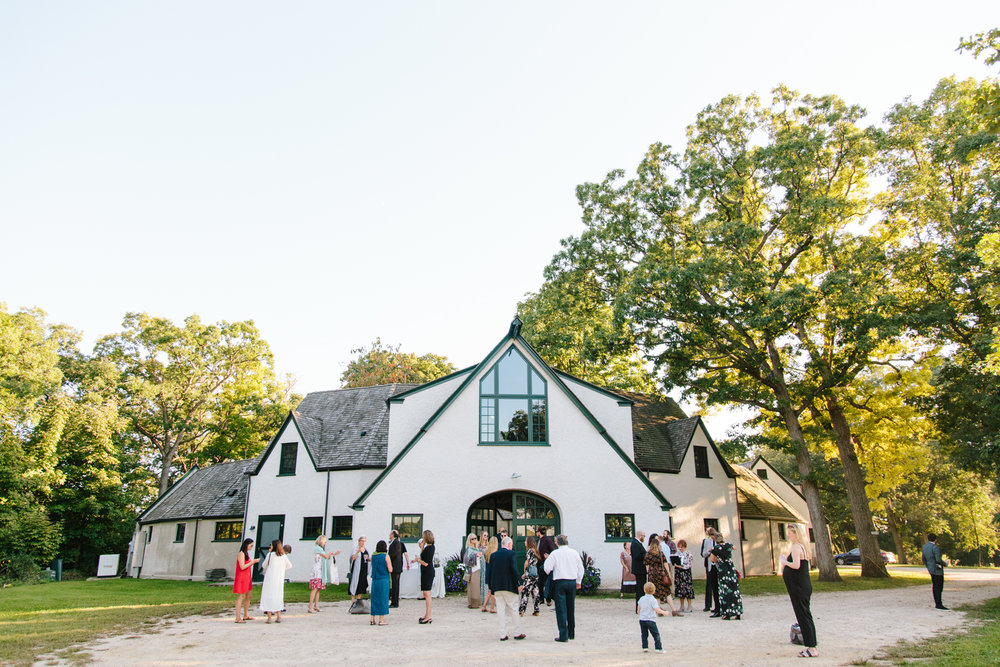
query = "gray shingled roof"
(292, 384, 419, 469)
(620, 391, 692, 472)
(140, 458, 254, 523)
(734, 466, 801, 522)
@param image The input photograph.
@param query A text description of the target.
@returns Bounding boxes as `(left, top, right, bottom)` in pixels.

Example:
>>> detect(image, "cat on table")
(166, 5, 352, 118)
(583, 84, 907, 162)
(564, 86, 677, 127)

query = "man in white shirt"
(543, 534, 584, 643)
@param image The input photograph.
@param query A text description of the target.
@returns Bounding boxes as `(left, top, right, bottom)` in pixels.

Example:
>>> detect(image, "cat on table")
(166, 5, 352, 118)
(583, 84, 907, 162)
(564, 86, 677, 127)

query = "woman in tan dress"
(463, 533, 482, 608)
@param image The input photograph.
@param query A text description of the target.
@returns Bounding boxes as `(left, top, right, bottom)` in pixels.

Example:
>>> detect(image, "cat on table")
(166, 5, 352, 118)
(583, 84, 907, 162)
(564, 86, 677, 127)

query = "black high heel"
(418, 617, 432, 624)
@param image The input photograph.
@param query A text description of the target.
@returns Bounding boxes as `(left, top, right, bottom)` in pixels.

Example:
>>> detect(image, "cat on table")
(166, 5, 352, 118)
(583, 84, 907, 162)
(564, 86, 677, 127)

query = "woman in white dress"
(259, 539, 292, 623)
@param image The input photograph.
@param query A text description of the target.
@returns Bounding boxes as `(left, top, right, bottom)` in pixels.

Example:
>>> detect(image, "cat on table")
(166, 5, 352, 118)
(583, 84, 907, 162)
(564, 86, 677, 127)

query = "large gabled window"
(479, 347, 547, 445)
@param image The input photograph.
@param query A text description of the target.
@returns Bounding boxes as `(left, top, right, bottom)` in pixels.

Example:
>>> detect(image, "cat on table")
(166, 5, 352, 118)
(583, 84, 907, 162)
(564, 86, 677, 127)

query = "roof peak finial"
(509, 316, 523, 338)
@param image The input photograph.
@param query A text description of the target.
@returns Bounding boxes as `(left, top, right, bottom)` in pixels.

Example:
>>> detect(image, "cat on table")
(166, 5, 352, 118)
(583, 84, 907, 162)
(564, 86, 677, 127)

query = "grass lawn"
(859, 596, 1000, 666)
(0, 579, 352, 666)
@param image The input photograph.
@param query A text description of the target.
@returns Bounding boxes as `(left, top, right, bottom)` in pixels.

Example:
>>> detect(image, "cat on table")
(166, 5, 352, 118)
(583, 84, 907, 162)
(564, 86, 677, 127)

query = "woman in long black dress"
(414, 529, 435, 624)
(710, 532, 743, 620)
(782, 525, 817, 657)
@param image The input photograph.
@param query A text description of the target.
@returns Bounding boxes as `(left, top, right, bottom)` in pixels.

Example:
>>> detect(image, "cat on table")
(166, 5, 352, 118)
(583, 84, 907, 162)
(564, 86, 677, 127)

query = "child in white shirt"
(637, 581, 668, 652)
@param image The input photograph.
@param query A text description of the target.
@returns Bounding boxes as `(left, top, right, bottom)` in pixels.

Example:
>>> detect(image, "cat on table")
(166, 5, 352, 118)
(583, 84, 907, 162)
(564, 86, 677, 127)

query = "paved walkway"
(37, 567, 1000, 666)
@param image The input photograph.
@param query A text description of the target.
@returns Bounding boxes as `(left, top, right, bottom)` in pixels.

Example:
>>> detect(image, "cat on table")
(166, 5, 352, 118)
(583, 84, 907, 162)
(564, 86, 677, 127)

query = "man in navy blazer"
(488, 537, 525, 641)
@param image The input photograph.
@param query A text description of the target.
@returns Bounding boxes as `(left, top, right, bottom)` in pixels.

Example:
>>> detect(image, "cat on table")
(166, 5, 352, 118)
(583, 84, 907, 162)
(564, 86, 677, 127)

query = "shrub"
(0, 554, 44, 585)
(579, 551, 601, 595)
(444, 552, 467, 593)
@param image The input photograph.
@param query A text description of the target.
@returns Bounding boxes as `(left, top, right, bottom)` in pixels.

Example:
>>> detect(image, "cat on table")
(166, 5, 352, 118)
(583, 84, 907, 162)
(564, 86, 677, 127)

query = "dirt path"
(36, 567, 1000, 666)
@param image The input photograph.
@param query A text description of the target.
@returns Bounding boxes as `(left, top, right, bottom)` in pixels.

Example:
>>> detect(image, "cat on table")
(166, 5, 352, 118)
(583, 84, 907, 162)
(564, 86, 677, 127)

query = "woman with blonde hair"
(782, 524, 817, 657)
(308, 534, 341, 613)
(463, 533, 482, 608)
(349, 535, 370, 605)
(481, 535, 498, 613)
(414, 529, 436, 623)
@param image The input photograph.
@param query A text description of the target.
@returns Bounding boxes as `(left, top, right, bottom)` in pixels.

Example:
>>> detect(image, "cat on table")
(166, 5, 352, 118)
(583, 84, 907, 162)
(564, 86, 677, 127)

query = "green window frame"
(703, 518, 719, 533)
(302, 516, 322, 540)
(391, 514, 423, 542)
(604, 513, 635, 542)
(214, 521, 243, 542)
(330, 515, 353, 540)
(278, 442, 297, 476)
(778, 522, 787, 541)
(174, 523, 185, 543)
(479, 347, 548, 445)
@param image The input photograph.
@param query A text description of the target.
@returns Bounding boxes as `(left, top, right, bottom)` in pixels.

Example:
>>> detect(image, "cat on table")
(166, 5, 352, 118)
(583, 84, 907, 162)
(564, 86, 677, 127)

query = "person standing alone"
(922, 533, 948, 610)
(544, 534, 585, 643)
(630, 530, 648, 614)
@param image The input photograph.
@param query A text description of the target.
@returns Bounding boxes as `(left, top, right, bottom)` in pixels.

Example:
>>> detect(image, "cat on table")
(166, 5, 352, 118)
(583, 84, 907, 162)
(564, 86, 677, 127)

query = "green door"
(467, 491, 560, 572)
(513, 492, 559, 571)
(253, 515, 284, 582)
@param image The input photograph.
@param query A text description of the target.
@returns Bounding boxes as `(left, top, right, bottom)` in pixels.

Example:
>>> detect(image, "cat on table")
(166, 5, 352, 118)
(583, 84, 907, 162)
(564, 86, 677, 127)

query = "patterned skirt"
(674, 568, 694, 599)
(309, 578, 325, 590)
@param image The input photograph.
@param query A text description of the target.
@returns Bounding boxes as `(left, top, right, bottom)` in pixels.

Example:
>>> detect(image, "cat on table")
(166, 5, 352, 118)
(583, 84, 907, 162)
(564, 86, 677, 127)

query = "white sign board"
(97, 554, 119, 577)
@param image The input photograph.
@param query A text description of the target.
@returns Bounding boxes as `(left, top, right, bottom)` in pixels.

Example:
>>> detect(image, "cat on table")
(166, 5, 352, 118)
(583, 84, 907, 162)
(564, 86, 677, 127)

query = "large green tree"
(95, 313, 293, 497)
(340, 339, 456, 388)
(881, 76, 1000, 483)
(518, 268, 656, 392)
(0, 305, 69, 564)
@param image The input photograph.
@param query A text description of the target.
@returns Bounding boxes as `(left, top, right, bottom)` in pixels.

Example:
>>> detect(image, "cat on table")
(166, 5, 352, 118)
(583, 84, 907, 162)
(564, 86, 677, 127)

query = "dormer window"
(479, 347, 547, 445)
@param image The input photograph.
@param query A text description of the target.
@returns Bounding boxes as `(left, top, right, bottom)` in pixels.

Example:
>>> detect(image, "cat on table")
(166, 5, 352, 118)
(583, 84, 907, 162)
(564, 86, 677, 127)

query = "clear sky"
(1, 1, 994, 434)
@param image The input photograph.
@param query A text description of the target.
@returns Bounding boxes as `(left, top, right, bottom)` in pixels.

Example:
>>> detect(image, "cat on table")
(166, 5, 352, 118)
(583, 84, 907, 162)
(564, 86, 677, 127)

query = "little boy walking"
(637, 581, 668, 653)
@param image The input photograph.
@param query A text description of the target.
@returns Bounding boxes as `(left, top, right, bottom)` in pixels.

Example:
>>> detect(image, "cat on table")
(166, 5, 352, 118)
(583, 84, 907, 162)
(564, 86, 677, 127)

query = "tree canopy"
(340, 338, 456, 388)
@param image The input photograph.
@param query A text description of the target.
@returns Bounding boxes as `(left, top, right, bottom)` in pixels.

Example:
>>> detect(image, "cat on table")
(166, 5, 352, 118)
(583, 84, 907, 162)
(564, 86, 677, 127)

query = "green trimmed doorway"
(467, 491, 560, 569)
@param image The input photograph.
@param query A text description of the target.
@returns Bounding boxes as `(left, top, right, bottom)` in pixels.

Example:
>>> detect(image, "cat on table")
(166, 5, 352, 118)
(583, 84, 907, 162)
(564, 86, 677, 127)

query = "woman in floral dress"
(673, 539, 695, 612)
(710, 532, 743, 620)
(518, 536, 542, 616)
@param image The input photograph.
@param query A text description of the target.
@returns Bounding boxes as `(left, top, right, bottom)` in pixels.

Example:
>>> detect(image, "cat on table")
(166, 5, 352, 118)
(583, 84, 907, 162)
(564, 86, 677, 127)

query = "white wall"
(560, 375, 635, 460)
(356, 339, 670, 588)
(386, 373, 468, 461)
(137, 518, 241, 580)
(648, 424, 742, 579)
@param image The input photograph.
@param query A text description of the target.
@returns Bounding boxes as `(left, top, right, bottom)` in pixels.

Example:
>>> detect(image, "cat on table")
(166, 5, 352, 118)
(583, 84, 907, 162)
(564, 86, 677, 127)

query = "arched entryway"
(467, 490, 560, 568)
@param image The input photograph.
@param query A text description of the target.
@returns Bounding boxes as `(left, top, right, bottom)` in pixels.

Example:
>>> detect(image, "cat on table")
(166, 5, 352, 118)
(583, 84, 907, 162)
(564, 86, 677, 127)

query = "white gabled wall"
(750, 459, 816, 561)
(386, 374, 468, 461)
(648, 423, 742, 579)
(560, 376, 635, 460)
(355, 339, 669, 588)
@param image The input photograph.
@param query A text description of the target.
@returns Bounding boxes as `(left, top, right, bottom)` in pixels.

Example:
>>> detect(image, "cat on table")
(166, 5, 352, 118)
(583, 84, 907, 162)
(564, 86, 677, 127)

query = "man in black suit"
(387, 529, 409, 608)
(489, 537, 525, 641)
(537, 528, 557, 605)
(630, 530, 647, 613)
(701, 527, 720, 614)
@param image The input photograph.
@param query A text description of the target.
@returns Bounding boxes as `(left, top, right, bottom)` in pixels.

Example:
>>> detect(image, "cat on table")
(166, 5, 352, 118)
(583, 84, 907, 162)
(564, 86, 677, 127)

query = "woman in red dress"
(234, 538, 259, 623)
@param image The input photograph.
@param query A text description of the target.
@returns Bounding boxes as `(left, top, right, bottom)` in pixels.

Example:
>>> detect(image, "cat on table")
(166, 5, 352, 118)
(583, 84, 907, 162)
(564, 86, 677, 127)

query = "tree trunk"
(157, 437, 177, 497)
(767, 342, 841, 582)
(885, 500, 907, 565)
(824, 394, 888, 578)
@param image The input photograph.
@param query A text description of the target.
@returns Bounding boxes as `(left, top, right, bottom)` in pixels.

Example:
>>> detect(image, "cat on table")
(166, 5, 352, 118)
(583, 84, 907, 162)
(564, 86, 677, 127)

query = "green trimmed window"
(214, 521, 243, 541)
(778, 523, 787, 541)
(704, 518, 719, 533)
(302, 516, 322, 540)
(278, 442, 297, 475)
(604, 514, 635, 541)
(479, 348, 547, 444)
(330, 515, 353, 540)
(392, 514, 423, 542)
(174, 523, 185, 543)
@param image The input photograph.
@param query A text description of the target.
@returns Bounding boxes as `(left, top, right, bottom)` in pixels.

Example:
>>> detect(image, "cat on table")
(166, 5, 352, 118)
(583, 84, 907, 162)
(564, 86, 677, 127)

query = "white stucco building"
(131, 319, 782, 587)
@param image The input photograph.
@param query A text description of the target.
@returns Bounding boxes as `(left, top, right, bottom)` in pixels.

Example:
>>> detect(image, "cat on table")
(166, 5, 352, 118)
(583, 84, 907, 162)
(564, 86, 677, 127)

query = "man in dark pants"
(387, 529, 409, 608)
(537, 528, 557, 605)
(630, 530, 648, 614)
(543, 534, 584, 642)
(922, 532, 948, 610)
(700, 527, 720, 614)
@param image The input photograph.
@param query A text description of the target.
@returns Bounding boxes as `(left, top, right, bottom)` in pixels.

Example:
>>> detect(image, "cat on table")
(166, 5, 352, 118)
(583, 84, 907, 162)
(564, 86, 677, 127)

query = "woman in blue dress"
(369, 540, 392, 625)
